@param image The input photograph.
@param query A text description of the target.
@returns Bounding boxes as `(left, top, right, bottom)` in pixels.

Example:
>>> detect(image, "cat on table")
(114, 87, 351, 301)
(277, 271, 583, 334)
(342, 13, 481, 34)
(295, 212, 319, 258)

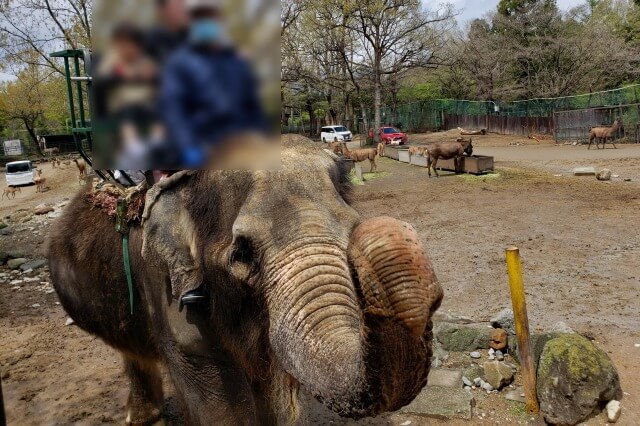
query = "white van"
(5, 161, 35, 187)
(321, 125, 353, 143)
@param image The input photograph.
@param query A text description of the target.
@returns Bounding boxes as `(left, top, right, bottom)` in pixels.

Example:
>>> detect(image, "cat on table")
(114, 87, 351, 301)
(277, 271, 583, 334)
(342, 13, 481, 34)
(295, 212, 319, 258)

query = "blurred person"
(159, 0, 267, 168)
(96, 22, 162, 181)
(146, 0, 190, 63)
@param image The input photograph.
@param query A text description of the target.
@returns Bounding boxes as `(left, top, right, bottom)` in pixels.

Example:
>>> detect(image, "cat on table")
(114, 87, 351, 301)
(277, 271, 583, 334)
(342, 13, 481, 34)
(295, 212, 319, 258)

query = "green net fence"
(380, 84, 640, 133)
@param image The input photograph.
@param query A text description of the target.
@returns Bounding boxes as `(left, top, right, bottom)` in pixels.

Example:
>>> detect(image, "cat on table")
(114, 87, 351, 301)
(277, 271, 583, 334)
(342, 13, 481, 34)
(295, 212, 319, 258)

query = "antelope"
(338, 143, 378, 173)
(34, 169, 47, 193)
(588, 119, 621, 150)
(2, 187, 20, 200)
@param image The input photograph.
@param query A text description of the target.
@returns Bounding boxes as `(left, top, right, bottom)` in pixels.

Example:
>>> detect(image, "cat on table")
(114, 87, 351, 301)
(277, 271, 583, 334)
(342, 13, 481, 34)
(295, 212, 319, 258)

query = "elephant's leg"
(124, 357, 164, 426)
(164, 350, 257, 425)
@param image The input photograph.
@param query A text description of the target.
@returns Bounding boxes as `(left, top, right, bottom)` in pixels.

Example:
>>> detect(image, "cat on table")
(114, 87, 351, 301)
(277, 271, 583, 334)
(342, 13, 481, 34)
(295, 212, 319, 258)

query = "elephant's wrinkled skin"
(47, 135, 443, 425)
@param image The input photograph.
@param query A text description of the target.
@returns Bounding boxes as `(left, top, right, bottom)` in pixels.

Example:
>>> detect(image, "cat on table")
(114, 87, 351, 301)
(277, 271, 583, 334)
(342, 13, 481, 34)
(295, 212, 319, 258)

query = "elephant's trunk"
(267, 218, 442, 418)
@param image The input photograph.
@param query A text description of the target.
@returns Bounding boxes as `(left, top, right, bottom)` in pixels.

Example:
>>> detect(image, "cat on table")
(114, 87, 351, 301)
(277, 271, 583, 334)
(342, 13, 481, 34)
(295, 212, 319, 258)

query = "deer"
(34, 169, 47, 193)
(43, 147, 59, 157)
(377, 142, 386, 157)
(73, 158, 87, 181)
(2, 187, 21, 200)
(425, 138, 474, 178)
(338, 143, 378, 173)
(588, 119, 621, 150)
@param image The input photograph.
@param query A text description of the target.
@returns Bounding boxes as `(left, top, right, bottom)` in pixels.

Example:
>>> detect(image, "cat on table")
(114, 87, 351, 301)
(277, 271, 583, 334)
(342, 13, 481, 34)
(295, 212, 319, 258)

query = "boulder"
(606, 400, 621, 423)
(7, 258, 28, 269)
(490, 328, 508, 350)
(537, 334, 622, 426)
(435, 323, 491, 352)
(34, 204, 54, 215)
(399, 386, 475, 420)
(19, 259, 47, 272)
(483, 361, 513, 389)
(490, 308, 515, 335)
(596, 169, 612, 181)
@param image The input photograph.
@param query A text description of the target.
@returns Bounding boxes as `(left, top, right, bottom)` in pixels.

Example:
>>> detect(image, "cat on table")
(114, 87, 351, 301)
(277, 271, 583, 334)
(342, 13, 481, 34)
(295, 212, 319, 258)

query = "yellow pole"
(506, 247, 540, 413)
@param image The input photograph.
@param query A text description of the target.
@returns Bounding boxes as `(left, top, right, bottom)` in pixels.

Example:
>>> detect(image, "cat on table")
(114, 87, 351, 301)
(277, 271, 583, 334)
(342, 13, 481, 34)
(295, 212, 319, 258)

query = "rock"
(573, 167, 596, 176)
(0, 251, 8, 264)
(428, 369, 464, 388)
(6, 250, 25, 259)
(47, 211, 62, 219)
(432, 312, 474, 324)
(490, 328, 508, 350)
(435, 323, 492, 351)
(481, 381, 494, 391)
(7, 258, 28, 269)
(34, 204, 54, 215)
(469, 351, 481, 359)
(31, 303, 40, 308)
(462, 376, 472, 387)
(19, 259, 47, 272)
(488, 348, 495, 355)
(537, 334, 622, 426)
(606, 400, 621, 423)
(496, 350, 504, 361)
(0, 221, 6, 229)
(490, 308, 515, 335)
(399, 386, 475, 420)
(463, 365, 484, 382)
(596, 169, 612, 181)
(0, 228, 12, 236)
(549, 321, 574, 334)
(505, 387, 525, 403)
(473, 377, 482, 387)
(9, 210, 33, 223)
(65, 317, 75, 326)
(483, 361, 514, 390)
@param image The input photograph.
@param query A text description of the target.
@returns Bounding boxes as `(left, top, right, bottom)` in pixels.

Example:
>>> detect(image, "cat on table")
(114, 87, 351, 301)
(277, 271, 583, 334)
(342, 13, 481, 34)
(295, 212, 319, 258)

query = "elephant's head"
(142, 135, 443, 419)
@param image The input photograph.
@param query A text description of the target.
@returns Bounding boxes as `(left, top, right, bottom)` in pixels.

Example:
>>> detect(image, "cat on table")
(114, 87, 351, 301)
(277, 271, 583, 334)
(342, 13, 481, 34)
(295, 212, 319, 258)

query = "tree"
(345, 0, 454, 129)
(0, 0, 92, 75)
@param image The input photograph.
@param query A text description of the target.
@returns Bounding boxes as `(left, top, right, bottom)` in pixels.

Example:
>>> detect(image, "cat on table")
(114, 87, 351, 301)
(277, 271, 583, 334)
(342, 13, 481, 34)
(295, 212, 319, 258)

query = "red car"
(378, 127, 408, 145)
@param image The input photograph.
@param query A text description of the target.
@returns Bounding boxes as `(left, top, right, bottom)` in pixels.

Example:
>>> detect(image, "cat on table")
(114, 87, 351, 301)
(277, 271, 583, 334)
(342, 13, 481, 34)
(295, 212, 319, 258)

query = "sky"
(451, 0, 586, 24)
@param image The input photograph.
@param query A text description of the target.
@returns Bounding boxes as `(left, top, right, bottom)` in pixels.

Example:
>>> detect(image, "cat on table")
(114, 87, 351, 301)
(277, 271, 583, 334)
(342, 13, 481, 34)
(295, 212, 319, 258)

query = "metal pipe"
(505, 247, 540, 413)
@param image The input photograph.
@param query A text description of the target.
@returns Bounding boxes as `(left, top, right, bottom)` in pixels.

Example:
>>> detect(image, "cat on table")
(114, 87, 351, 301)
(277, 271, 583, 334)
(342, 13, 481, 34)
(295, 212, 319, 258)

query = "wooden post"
(506, 247, 540, 413)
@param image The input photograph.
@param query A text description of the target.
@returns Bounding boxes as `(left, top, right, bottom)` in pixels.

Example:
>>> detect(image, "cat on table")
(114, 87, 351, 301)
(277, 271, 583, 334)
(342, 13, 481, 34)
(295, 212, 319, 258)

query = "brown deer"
(425, 138, 473, 178)
(377, 142, 386, 157)
(588, 119, 621, 150)
(338, 143, 378, 172)
(2, 187, 21, 200)
(73, 158, 87, 182)
(34, 169, 47, 193)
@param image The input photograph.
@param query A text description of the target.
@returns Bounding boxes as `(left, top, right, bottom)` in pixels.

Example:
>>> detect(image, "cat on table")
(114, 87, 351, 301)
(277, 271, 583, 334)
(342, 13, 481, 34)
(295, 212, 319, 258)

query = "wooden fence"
(444, 115, 554, 136)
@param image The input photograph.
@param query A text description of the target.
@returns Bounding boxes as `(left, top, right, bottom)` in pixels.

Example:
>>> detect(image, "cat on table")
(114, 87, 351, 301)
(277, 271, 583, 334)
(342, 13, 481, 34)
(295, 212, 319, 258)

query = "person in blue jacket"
(159, 0, 266, 169)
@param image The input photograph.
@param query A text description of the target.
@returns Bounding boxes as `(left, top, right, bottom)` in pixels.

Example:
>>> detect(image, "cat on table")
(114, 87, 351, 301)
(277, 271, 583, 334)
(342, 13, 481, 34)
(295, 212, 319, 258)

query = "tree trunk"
(22, 118, 43, 156)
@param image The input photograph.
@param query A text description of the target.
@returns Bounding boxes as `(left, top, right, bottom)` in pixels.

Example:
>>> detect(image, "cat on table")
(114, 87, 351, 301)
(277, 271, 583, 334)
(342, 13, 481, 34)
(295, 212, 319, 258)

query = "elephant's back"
(47, 190, 158, 359)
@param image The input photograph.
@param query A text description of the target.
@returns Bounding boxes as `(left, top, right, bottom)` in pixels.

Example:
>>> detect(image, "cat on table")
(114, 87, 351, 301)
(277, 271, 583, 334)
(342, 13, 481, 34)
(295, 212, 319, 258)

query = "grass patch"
(507, 401, 528, 417)
(349, 170, 390, 186)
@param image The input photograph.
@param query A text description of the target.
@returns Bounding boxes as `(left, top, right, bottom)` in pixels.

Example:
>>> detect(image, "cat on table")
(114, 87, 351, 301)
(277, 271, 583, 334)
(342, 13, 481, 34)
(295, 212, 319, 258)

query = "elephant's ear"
(141, 173, 203, 302)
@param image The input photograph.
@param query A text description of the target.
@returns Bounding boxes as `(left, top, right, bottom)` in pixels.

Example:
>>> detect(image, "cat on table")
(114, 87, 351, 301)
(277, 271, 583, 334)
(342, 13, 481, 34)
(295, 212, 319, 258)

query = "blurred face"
(160, 0, 189, 31)
(114, 37, 142, 62)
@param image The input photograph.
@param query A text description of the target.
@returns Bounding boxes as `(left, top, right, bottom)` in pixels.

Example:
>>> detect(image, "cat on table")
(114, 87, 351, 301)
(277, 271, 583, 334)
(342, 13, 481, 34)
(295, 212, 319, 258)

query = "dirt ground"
(1, 137, 639, 425)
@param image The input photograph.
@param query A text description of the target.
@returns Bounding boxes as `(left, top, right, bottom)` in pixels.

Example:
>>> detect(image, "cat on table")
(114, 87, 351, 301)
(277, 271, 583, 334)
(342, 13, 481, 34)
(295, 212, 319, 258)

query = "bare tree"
(0, 0, 92, 75)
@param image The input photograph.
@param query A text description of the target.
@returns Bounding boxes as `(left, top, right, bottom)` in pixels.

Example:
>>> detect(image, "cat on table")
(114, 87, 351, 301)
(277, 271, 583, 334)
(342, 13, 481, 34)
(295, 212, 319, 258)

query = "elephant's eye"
(230, 236, 255, 266)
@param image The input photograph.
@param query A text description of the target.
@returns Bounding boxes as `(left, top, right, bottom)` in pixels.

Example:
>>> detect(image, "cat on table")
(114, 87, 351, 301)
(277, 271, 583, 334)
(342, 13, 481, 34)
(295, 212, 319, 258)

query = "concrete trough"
(398, 149, 411, 163)
(383, 145, 407, 161)
(434, 155, 494, 175)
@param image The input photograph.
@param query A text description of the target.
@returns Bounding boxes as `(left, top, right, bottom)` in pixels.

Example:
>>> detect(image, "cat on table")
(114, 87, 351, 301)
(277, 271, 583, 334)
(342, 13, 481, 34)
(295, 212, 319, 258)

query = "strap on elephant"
(116, 198, 135, 315)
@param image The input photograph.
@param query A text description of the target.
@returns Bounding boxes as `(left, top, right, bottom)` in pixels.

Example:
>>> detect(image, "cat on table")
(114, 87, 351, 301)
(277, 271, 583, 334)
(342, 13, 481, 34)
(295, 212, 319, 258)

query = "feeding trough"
(433, 155, 494, 175)
(383, 145, 407, 161)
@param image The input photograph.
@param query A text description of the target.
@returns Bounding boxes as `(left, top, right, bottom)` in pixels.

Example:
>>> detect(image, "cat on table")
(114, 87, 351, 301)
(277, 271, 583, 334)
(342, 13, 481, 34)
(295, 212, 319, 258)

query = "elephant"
(47, 134, 443, 425)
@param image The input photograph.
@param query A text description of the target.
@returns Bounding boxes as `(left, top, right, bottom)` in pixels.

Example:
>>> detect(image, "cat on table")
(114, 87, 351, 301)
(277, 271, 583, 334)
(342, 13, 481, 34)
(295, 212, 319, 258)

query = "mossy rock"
(509, 332, 559, 367)
(537, 334, 622, 426)
(0, 221, 7, 229)
(435, 323, 491, 352)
